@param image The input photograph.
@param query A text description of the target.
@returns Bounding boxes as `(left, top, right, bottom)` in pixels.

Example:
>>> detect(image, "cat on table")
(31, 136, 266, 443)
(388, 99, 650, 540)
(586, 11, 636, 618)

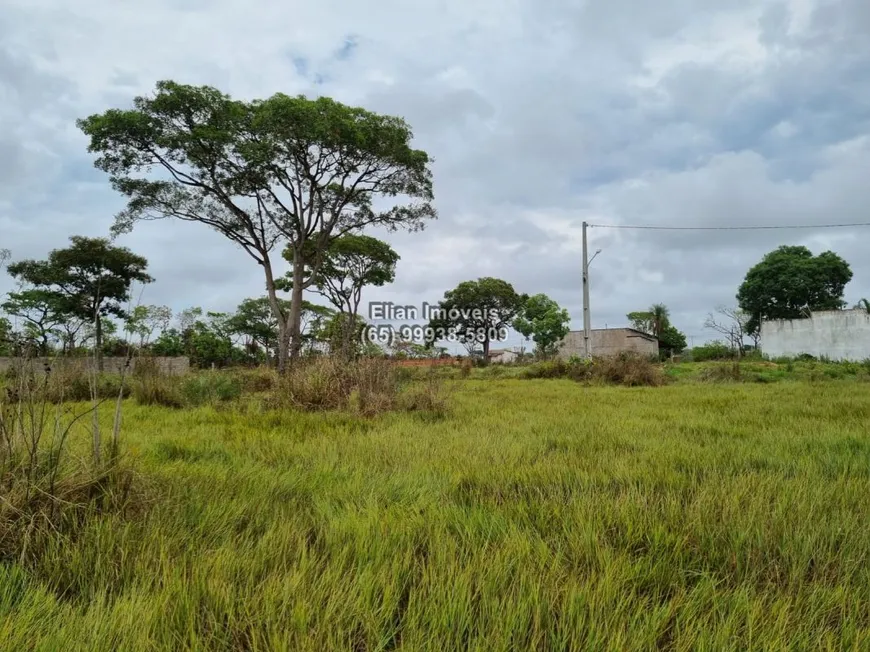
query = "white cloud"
(2, 0, 870, 346)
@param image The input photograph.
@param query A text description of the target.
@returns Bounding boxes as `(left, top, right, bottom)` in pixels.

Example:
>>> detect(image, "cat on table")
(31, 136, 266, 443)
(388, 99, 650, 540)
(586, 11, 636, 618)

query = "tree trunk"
(95, 313, 104, 372)
(287, 257, 306, 362)
(262, 256, 291, 374)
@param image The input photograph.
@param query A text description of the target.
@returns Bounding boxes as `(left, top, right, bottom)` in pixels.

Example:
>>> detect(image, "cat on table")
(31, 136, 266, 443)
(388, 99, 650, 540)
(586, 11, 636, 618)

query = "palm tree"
(855, 298, 870, 314)
(648, 303, 671, 339)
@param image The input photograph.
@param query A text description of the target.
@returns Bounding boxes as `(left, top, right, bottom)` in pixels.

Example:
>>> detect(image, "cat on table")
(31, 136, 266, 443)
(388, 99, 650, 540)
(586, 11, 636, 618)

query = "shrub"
(180, 374, 242, 406)
(593, 353, 665, 387)
(0, 358, 136, 566)
(231, 367, 277, 393)
(698, 362, 743, 383)
(2, 361, 130, 404)
(273, 357, 448, 417)
(524, 354, 663, 386)
(523, 360, 569, 379)
(398, 376, 450, 418)
(691, 342, 736, 362)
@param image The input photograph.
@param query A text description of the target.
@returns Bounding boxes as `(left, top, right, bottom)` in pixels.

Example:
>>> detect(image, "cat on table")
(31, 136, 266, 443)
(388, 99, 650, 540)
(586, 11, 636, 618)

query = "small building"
(761, 309, 870, 361)
(488, 348, 519, 364)
(556, 328, 659, 360)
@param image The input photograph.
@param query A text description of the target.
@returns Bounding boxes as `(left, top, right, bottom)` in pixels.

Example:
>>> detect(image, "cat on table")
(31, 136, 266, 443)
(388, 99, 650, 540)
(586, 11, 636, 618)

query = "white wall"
(761, 310, 870, 361)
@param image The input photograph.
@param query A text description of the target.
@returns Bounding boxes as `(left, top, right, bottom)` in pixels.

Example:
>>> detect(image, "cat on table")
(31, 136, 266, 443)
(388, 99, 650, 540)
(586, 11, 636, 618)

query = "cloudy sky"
(2, 0, 869, 349)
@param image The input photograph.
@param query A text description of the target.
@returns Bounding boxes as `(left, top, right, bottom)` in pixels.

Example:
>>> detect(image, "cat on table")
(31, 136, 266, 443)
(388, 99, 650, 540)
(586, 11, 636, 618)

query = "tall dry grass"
(0, 358, 136, 566)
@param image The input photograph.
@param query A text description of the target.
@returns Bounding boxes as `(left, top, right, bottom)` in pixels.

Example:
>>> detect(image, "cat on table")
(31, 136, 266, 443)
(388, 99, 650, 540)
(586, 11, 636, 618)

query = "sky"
(2, 0, 870, 351)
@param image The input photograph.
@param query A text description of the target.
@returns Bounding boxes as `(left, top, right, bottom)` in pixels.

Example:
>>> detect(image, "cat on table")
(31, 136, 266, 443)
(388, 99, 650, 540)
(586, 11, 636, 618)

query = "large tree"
(284, 234, 399, 357)
(428, 278, 525, 359)
(78, 81, 435, 372)
(513, 293, 571, 359)
(6, 236, 152, 369)
(737, 245, 852, 335)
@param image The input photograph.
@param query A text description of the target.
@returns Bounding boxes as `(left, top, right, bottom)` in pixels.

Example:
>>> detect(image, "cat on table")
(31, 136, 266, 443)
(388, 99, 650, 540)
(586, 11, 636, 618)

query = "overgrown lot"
(2, 377, 870, 650)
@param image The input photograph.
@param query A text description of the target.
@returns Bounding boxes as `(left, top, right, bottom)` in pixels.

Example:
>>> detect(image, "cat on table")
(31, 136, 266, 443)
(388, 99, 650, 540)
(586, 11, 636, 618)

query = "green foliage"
(428, 277, 525, 356)
(659, 323, 688, 355)
(78, 80, 436, 366)
(283, 235, 399, 313)
(6, 236, 152, 324)
(523, 353, 664, 386)
(690, 341, 737, 361)
(737, 245, 853, 334)
(7, 377, 870, 647)
(627, 303, 671, 338)
(225, 296, 291, 361)
(5, 236, 151, 365)
(1, 290, 69, 355)
(180, 374, 242, 406)
(124, 305, 172, 348)
(0, 317, 11, 356)
(513, 293, 570, 359)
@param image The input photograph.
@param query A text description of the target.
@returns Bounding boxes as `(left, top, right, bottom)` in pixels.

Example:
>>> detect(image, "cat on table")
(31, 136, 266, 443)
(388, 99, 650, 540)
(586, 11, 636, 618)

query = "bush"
(397, 376, 450, 418)
(698, 362, 743, 383)
(1, 358, 136, 566)
(180, 374, 242, 406)
(3, 361, 129, 403)
(273, 357, 448, 417)
(523, 353, 664, 387)
(230, 367, 277, 393)
(594, 353, 665, 387)
(691, 342, 737, 362)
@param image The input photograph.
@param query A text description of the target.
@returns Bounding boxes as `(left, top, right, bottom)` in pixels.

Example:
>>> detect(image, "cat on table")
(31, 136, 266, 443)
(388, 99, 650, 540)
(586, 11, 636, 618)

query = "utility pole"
(582, 221, 591, 359)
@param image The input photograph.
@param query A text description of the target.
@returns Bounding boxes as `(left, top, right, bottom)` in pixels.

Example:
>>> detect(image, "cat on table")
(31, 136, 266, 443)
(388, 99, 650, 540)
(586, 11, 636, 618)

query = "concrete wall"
(761, 310, 870, 361)
(0, 356, 190, 376)
(557, 328, 659, 360)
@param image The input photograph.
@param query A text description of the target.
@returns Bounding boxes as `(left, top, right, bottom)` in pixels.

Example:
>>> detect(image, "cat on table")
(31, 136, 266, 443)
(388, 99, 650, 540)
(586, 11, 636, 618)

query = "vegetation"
(627, 303, 688, 357)
(428, 277, 526, 358)
(78, 81, 435, 370)
(6, 237, 152, 370)
(2, 375, 870, 648)
(513, 293, 571, 359)
(283, 234, 400, 358)
(737, 245, 853, 335)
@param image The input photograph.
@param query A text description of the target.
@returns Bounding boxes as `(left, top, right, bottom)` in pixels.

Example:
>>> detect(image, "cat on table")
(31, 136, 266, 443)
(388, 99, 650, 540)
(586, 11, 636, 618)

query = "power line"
(587, 222, 870, 231)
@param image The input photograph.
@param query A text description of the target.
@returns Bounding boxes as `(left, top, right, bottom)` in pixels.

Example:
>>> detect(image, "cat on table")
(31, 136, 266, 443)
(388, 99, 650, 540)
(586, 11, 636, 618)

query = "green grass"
(3, 378, 870, 649)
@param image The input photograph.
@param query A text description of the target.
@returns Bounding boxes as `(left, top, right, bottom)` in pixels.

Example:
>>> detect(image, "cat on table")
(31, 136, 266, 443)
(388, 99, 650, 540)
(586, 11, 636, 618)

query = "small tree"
(513, 293, 570, 359)
(124, 305, 172, 350)
(704, 306, 753, 354)
(1, 290, 68, 356)
(627, 303, 671, 339)
(285, 234, 399, 358)
(6, 236, 152, 370)
(658, 324, 687, 357)
(428, 278, 525, 359)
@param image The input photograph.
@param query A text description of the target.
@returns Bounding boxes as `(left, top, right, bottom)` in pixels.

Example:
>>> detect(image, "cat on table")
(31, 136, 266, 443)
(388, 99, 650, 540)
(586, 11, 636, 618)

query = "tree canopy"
(428, 278, 525, 358)
(78, 81, 435, 370)
(6, 236, 151, 368)
(513, 293, 571, 359)
(737, 245, 852, 335)
(283, 234, 399, 357)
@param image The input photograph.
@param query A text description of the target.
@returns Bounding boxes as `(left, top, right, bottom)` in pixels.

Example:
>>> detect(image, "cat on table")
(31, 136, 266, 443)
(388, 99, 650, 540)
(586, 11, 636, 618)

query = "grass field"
(3, 374, 870, 650)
